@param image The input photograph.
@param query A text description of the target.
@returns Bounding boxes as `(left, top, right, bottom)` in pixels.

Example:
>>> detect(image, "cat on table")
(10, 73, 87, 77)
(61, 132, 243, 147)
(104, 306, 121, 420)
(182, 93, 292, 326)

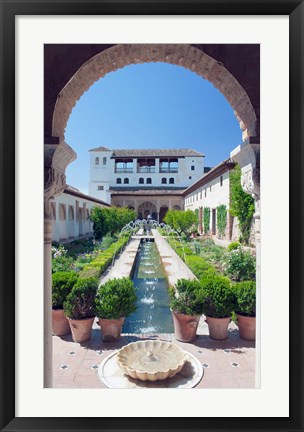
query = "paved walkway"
(53, 319, 255, 389)
(152, 229, 196, 286)
(99, 237, 141, 285)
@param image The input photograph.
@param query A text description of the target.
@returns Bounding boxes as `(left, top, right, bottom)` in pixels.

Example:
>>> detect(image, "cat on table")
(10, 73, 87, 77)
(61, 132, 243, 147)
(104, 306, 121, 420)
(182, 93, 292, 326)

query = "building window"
(210, 186, 212, 191)
(139, 178, 144, 184)
(137, 158, 156, 173)
(161, 178, 167, 184)
(95, 157, 100, 165)
(97, 185, 104, 190)
(191, 165, 195, 171)
(220, 175, 223, 186)
(160, 158, 178, 173)
(103, 157, 107, 165)
(124, 178, 129, 184)
(169, 178, 174, 184)
(205, 189, 207, 197)
(115, 158, 133, 173)
(146, 178, 152, 184)
(116, 178, 122, 184)
(189, 176, 192, 180)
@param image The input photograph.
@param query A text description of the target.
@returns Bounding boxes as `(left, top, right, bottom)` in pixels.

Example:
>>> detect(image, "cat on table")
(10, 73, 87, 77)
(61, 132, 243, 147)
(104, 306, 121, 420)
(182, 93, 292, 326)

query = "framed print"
(1, 1, 303, 431)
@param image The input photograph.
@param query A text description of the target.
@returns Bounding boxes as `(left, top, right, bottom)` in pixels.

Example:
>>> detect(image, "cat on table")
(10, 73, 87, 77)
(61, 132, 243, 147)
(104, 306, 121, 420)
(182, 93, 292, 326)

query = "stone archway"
(52, 44, 257, 142)
(159, 205, 169, 223)
(138, 201, 157, 220)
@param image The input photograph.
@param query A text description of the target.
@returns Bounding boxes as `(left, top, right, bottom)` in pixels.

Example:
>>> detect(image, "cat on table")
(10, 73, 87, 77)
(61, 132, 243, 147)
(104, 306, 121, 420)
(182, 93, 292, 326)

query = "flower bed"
(52, 234, 131, 278)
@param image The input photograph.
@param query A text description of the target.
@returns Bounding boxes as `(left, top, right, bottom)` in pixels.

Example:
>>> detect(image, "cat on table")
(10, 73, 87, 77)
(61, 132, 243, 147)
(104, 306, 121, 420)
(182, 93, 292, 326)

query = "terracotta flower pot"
(205, 316, 230, 340)
(68, 316, 95, 343)
(236, 314, 256, 341)
(98, 317, 125, 342)
(171, 311, 201, 342)
(52, 309, 70, 336)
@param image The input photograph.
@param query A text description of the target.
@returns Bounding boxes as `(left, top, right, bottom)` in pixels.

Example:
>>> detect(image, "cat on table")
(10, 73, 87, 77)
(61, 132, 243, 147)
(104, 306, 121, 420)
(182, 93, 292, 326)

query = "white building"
(50, 186, 110, 243)
(89, 147, 204, 203)
(184, 159, 236, 238)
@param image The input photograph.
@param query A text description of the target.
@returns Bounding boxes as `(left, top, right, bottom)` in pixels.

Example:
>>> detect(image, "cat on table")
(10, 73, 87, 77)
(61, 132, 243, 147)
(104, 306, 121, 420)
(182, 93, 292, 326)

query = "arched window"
(147, 178, 152, 184)
(161, 178, 167, 184)
(103, 157, 107, 165)
(116, 178, 122, 184)
(95, 157, 100, 165)
(124, 178, 129, 184)
(139, 178, 144, 184)
(169, 178, 174, 184)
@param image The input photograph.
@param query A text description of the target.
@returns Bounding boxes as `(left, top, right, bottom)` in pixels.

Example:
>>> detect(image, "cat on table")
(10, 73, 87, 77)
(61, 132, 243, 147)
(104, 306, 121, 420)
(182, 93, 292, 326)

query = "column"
(44, 141, 76, 388)
(44, 217, 53, 387)
(231, 139, 260, 388)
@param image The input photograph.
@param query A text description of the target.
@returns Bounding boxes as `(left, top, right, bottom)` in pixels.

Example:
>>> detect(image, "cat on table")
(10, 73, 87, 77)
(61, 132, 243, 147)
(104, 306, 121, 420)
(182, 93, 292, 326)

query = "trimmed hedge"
(79, 234, 130, 279)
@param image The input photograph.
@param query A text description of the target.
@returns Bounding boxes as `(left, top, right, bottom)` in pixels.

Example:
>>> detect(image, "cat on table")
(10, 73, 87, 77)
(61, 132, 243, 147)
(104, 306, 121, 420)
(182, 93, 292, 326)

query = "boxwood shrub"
(52, 271, 79, 309)
(95, 277, 137, 320)
(234, 280, 256, 317)
(170, 278, 204, 316)
(201, 270, 235, 318)
(63, 277, 98, 320)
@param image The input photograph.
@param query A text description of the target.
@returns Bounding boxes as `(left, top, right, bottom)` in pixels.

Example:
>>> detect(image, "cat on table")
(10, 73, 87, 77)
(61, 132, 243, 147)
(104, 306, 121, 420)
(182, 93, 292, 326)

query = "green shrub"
(79, 234, 130, 279)
(234, 281, 256, 317)
(227, 241, 241, 252)
(201, 271, 235, 318)
(95, 277, 137, 319)
(216, 204, 227, 237)
(224, 247, 256, 281)
(64, 277, 98, 320)
(52, 271, 79, 309)
(52, 255, 74, 273)
(185, 255, 214, 279)
(170, 278, 204, 315)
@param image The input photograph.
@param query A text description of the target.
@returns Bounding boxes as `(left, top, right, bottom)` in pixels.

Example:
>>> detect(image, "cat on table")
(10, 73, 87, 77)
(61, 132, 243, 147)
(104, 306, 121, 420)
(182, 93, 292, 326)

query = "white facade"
(184, 160, 234, 238)
(89, 147, 204, 204)
(50, 187, 110, 243)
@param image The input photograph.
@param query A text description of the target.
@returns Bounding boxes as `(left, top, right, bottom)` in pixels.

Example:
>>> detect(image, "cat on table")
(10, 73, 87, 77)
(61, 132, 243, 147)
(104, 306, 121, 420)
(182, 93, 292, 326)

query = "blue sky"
(65, 62, 242, 194)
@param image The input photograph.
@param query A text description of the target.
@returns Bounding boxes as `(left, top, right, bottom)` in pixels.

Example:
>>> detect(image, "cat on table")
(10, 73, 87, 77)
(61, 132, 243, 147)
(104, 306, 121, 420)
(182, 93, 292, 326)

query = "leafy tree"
(164, 209, 198, 240)
(229, 164, 255, 245)
(90, 206, 136, 239)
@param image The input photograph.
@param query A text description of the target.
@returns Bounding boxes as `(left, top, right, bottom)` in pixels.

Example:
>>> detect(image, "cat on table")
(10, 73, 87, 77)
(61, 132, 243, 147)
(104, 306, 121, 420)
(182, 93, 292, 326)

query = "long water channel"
(122, 239, 174, 334)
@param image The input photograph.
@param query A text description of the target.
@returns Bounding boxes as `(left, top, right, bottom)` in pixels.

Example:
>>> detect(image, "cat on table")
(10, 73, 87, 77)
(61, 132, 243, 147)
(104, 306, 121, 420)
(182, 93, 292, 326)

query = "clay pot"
(52, 309, 70, 336)
(171, 311, 201, 342)
(68, 316, 95, 343)
(205, 316, 231, 340)
(98, 317, 125, 342)
(236, 314, 256, 341)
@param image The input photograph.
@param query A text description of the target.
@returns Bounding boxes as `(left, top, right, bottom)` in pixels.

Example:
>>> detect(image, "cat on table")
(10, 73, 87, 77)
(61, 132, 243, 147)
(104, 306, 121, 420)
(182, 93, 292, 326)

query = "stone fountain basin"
(116, 340, 187, 381)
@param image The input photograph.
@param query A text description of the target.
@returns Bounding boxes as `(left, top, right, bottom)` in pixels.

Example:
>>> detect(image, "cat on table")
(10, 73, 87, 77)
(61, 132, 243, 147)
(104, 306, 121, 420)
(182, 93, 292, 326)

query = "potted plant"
(234, 281, 256, 341)
(95, 277, 137, 342)
(170, 278, 204, 342)
(52, 271, 78, 336)
(201, 270, 235, 340)
(63, 277, 98, 343)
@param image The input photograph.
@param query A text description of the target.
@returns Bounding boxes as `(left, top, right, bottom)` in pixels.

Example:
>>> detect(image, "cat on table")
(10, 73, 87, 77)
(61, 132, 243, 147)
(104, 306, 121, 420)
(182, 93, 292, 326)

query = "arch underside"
(52, 44, 257, 143)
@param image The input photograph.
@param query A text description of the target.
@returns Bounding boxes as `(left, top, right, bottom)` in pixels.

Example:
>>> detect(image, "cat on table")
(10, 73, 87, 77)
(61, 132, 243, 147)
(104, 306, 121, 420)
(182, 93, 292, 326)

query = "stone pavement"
(53, 319, 255, 389)
(99, 237, 141, 285)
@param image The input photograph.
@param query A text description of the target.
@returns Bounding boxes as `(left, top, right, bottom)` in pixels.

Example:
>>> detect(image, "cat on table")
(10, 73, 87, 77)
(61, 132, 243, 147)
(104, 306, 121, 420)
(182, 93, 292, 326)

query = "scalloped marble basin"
(116, 340, 187, 381)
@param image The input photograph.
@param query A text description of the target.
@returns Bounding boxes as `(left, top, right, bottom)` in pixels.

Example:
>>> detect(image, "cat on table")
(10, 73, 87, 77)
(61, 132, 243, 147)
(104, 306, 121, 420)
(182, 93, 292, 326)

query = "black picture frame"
(1, 1, 303, 431)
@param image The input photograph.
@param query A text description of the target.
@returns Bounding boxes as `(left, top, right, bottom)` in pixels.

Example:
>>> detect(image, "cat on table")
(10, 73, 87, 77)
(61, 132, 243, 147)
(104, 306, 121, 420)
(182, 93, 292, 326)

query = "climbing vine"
(203, 207, 210, 234)
(216, 204, 227, 238)
(229, 164, 255, 245)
